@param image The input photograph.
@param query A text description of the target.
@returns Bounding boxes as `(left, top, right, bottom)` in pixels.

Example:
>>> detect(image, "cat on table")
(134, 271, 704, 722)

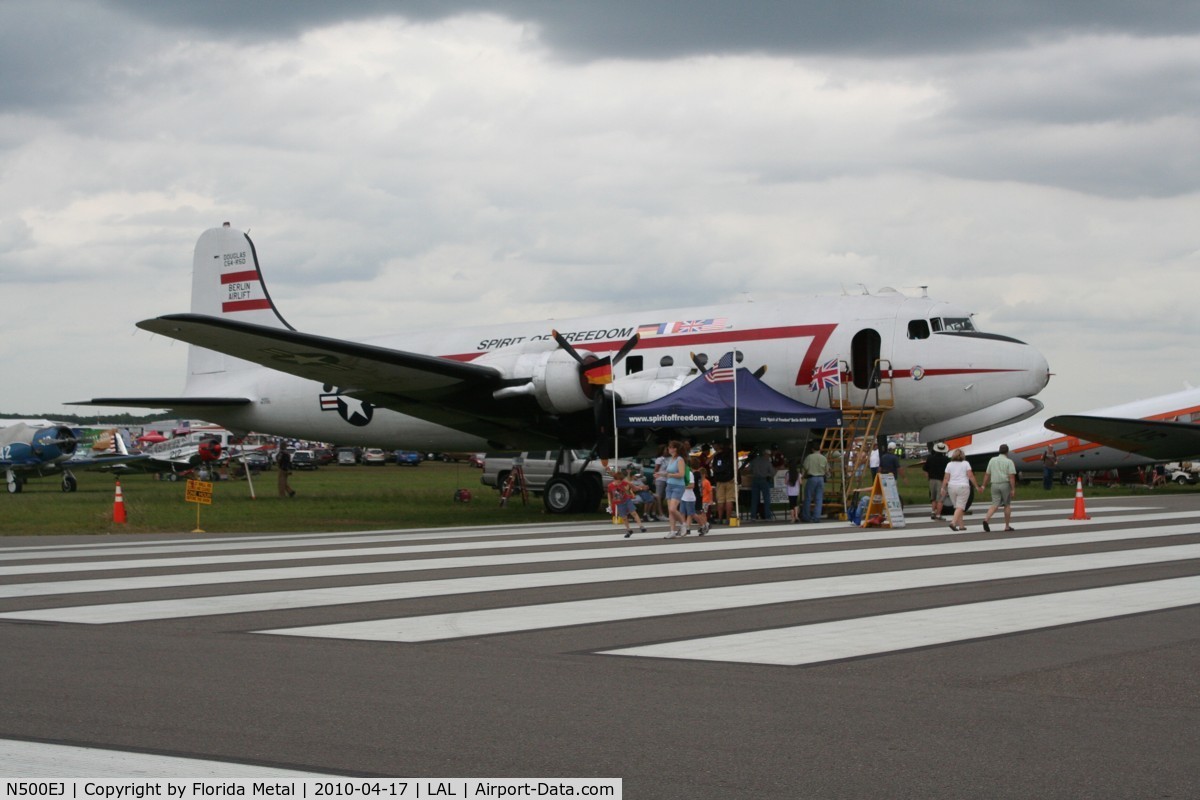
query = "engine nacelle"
(609, 366, 695, 406)
(477, 342, 594, 414)
(0, 425, 77, 466)
(198, 438, 223, 462)
(32, 426, 78, 458)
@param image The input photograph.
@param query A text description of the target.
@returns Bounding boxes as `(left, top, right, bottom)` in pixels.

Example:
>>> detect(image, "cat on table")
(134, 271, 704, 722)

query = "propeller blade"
(551, 329, 586, 364)
(753, 365, 768, 379)
(611, 333, 641, 366)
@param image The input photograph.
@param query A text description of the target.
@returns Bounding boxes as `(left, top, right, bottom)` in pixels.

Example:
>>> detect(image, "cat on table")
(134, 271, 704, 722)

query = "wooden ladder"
(817, 359, 894, 519)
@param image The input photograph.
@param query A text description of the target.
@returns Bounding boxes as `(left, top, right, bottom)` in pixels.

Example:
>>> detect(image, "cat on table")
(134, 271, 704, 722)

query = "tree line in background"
(0, 412, 172, 426)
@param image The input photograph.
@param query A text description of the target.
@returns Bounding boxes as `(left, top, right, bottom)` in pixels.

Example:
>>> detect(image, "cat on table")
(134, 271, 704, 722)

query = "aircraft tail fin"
(187, 223, 293, 379)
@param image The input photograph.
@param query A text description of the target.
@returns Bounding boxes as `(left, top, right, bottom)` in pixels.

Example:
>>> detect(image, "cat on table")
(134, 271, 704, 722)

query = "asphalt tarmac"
(1, 494, 1198, 798)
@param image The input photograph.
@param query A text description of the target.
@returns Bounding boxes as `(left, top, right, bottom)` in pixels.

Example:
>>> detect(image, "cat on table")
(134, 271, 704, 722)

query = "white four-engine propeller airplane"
(76, 223, 1051, 481)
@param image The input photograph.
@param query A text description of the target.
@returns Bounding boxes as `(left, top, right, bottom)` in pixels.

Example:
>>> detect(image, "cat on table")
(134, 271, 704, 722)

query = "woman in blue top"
(655, 440, 687, 537)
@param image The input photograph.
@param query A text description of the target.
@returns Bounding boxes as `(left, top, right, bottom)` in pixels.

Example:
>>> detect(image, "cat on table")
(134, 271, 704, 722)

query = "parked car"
(481, 450, 632, 514)
(335, 447, 358, 465)
(290, 449, 319, 470)
(361, 448, 389, 466)
(240, 450, 272, 472)
(313, 448, 336, 465)
(468, 453, 485, 468)
(394, 450, 422, 467)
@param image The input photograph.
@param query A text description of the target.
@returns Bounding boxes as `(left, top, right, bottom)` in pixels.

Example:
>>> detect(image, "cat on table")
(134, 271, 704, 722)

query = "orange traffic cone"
(1068, 476, 1090, 520)
(112, 479, 127, 524)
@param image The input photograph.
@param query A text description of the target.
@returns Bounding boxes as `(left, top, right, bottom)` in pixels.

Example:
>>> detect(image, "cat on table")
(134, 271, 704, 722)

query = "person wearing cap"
(923, 442, 950, 520)
(879, 444, 902, 480)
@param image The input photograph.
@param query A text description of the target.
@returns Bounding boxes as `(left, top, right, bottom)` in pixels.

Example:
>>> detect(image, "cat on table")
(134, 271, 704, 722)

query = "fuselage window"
(931, 318, 943, 333)
(907, 320, 930, 340)
(625, 355, 643, 375)
(694, 353, 709, 369)
(660, 355, 674, 368)
(941, 317, 976, 332)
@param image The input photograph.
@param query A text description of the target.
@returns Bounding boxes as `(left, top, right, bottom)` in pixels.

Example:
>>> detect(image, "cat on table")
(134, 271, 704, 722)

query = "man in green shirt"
(800, 445, 828, 523)
(981, 443, 1018, 532)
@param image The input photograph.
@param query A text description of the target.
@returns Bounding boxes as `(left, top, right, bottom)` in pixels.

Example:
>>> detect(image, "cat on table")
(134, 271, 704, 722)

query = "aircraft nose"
(1025, 345, 1051, 396)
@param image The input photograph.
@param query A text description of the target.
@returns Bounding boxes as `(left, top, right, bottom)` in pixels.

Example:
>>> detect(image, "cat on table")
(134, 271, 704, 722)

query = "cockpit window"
(907, 320, 930, 340)
(936, 317, 976, 332)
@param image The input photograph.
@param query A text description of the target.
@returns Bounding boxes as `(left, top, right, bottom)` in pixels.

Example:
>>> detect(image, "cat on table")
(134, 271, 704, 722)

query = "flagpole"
(839, 357, 847, 520)
(612, 383, 619, 470)
(733, 350, 740, 525)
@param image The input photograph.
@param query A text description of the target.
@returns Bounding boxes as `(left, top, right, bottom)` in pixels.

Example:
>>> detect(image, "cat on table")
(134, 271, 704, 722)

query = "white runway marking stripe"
(2, 522, 1198, 624)
(0, 738, 332, 778)
(1, 512, 1195, 600)
(0, 523, 599, 564)
(258, 544, 1200, 642)
(600, 576, 1200, 666)
(0, 506, 1174, 569)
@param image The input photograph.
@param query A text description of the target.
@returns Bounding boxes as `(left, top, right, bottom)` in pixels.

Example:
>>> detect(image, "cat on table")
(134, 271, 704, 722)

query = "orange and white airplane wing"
(1045, 415, 1200, 461)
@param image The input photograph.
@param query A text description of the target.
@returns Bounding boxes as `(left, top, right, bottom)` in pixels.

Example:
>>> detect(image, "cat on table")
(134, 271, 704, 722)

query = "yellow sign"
(860, 474, 906, 528)
(186, 479, 213, 505)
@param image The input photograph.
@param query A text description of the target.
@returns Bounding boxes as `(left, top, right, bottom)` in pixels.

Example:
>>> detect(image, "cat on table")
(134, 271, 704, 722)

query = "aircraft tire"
(6, 476, 22, 494)
(543, 476, 578, 514)
(61, 474, 77, 493)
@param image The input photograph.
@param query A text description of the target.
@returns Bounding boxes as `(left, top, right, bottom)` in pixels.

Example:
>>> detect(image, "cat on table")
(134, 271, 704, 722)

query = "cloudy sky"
(3, 0, 1198, 422)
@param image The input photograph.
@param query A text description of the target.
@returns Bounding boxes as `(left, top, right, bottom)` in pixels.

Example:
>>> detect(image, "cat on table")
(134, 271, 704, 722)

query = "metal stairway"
(816, 359, 894, 519)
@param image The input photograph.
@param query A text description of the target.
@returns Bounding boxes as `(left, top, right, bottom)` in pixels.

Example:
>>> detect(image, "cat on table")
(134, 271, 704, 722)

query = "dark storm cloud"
(102, 0, 1200, 57)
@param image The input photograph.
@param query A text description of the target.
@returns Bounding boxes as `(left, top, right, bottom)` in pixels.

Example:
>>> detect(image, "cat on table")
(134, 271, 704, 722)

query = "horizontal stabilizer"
(1045, 415, 1200, 461)
(137, 314, 500, 395)
(71, 397, 253, 409)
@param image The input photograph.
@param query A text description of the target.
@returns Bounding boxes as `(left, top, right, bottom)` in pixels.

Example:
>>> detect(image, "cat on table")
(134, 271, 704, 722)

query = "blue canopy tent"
(616, 367, 842, 430)
(615, 363, 842, 521)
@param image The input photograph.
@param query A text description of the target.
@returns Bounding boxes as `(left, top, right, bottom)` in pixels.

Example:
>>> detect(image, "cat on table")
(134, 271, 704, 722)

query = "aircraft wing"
(67, 453, 153, 469)
(1045, 415, 1200, 461)
(136, 314, 500, 394)
(123, 314, 575, 447)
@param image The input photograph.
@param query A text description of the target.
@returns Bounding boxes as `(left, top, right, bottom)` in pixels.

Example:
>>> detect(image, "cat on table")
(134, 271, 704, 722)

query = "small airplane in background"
(948, 385, 1200, 479)
(1, 423, 146, 493)
(76, 224, 1052, 510)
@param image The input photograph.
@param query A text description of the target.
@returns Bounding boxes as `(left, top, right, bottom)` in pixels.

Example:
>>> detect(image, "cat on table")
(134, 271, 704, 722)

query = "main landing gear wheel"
(6, 473, 22, 494)
(543, 476, 579, 514)
(61, 473, 77, 493)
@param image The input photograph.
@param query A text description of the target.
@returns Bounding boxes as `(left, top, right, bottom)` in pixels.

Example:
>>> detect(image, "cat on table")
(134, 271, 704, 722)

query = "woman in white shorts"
(940, 448, 980, 532)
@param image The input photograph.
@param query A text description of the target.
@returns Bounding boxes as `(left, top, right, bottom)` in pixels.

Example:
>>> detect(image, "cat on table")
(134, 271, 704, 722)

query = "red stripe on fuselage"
(443, 324, 838, 387)
(443, 324, 1027, 385)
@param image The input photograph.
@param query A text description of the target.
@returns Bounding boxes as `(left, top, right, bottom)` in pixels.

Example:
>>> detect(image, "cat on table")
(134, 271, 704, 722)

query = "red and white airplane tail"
(186, 223, 293, 380)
